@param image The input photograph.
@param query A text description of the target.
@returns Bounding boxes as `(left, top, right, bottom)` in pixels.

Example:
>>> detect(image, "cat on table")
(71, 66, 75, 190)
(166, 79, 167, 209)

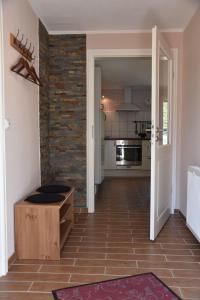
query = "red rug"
(52, 272, 182, 300)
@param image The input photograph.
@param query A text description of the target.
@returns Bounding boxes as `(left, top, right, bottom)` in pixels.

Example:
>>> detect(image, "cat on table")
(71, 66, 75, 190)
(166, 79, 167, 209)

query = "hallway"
(0, 178, 200, 300)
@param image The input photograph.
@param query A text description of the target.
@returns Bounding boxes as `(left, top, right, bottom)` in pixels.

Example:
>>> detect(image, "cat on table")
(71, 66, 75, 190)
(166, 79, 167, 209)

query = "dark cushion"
(36, 185, 71, 194)
(25, 193, 65, 204)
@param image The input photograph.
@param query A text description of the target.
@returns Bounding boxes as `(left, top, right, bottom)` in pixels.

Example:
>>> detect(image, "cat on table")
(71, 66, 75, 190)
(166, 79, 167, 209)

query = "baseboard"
(8, 252, 16, 266)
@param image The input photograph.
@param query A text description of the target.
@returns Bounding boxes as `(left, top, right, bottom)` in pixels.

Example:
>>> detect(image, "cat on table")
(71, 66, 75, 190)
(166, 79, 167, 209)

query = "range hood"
(116, 87, 140, 112)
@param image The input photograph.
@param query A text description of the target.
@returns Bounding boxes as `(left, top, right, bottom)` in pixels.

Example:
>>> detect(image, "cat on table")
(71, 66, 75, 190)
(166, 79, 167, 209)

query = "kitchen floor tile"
(3, 177, 199, 300)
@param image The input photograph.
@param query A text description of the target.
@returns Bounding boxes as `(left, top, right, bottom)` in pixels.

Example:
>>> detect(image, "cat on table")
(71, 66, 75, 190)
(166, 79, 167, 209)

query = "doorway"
(94, 57, 152, 213)
(87, 49, 151, 214)
(87, 30, 178, 240)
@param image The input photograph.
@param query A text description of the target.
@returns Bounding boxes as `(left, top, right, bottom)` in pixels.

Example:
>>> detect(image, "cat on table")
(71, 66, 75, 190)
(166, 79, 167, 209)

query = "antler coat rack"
(10, 30, 42, 86)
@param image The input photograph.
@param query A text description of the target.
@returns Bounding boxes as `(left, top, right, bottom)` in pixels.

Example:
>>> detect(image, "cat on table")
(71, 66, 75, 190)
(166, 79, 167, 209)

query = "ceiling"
(96, 58, 152, 88)
(28, 0, 200, 32)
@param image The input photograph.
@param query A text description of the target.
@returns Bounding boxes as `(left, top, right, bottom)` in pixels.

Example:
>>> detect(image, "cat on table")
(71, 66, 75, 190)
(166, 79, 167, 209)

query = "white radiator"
(186, 166, 200, 242)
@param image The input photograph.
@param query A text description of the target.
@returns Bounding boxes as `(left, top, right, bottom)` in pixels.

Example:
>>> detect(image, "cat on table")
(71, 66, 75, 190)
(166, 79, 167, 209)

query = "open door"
(150, 26, 173, 240)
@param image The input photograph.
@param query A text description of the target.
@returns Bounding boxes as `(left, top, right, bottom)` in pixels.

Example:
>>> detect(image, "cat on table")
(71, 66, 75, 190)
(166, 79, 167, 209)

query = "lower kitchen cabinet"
(142, 140, 151, 170)
(142, 156, 151, 170)
(104, 140, 116, 169)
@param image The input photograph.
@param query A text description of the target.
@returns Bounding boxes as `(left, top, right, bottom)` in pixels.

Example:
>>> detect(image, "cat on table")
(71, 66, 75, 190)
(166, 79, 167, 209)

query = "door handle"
(155, 127, 163, 141)
(156, 127, 163, 133)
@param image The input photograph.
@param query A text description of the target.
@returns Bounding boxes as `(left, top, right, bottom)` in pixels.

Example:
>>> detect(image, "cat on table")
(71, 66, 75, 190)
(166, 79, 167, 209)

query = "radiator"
(186, 166, 200, 242)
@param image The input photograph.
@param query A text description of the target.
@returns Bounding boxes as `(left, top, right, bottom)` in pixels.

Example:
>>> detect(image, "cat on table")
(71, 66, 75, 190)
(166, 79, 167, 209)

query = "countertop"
(104, 137, 151, 141)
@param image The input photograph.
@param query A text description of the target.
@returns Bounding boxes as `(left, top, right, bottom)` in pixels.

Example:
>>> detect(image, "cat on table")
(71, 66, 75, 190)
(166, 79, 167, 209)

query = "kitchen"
(94, 57, 152, 195)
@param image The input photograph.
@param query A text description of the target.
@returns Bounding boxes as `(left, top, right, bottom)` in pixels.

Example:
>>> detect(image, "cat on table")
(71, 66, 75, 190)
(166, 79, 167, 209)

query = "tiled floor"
(1, 177, 200, 300)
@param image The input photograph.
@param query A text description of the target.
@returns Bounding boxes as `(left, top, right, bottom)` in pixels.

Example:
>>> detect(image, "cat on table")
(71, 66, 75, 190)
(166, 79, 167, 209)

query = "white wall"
(2, 0, 40, 258)
(102, 88, 151, 138)
(179, 8, 200, 216)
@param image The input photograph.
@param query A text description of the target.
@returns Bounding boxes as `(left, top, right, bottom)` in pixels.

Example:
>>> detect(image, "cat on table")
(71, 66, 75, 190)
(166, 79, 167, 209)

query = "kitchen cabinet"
(104, 140, 116, 169)
(142, 140, 151, 170)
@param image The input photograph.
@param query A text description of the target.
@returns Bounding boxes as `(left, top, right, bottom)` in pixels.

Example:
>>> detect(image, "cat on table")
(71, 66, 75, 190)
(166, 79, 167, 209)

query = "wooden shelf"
(14, 188, 74, 260)
(60, 220, 73, 249)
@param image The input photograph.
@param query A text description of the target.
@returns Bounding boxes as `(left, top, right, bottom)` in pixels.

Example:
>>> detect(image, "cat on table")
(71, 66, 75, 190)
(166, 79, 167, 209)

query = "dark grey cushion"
(36, 185, 71, 194)
(25, 193, 65, 204)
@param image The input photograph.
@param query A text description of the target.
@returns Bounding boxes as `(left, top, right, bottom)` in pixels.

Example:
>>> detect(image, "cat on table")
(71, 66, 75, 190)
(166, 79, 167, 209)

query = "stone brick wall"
(39, 22, 86, 206)
(39, 21, 51, 184)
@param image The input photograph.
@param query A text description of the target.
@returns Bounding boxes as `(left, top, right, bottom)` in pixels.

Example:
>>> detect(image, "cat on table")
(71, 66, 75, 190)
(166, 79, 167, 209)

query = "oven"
(116, 140, 142, 167)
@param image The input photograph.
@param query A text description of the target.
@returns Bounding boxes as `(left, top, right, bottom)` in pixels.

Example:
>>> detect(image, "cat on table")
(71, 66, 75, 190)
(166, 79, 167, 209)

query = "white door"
(150, 26, 173, 240)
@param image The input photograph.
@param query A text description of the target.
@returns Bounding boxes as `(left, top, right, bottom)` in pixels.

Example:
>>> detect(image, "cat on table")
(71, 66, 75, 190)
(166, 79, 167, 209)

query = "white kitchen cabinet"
(104, 140, 116, 169)
(142, 157, 151, 170)
(142, 140, 151, 170)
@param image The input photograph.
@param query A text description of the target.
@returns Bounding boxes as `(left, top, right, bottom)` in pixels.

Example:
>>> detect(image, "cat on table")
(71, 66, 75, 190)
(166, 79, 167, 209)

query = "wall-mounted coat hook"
(28, 42, 32, 51)
(31, 46, 35, 56)
(20, 34, 24, 43)
(10, 31, 42, 86)
(32, 55, 36, 64)
(24, 38, 28, 47)
(10, 33, 33, 62)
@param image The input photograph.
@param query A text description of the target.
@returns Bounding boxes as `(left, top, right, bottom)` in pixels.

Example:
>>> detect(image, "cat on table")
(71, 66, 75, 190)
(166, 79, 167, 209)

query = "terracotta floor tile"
(3, 178, 200, 300)
(40, 265, 105, 274)
(78, 247, 133, 254)
(192, 249, 200, 255)
(105, 267, 172, 278)
(181, 287, 200, 299)
(14, 259, 75, 266)
(133, 243, 163, 249)
(161, 243, 200, 250)
(0, 282, 31, 292)
(133, 238, 161, 244)
(149, 237, 187, 243)
(135, 248, 192, 255)
(107, 253, 166, 261)
(61, 246, 78, 252)
(166, 255, 200, 262)
(172, 269, 200, 278)
(162, 277, 200, 288)
(64, 241, 106, 247)
(184, 238, 199, 244)
(70, 274, 120, 284)
(75, 259, 137, 267)
(30, 282, 71, 292)
(0, 273, 70, 283)
(0, 293, 53, 300)
(61, 252, 105, 259)
(138, 261, 200, 270)
(9, 264, 41, 272)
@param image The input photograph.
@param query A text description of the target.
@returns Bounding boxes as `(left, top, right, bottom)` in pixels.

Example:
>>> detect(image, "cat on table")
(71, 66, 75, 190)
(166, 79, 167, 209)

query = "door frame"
(86, 48, 178, 214)
(0, 0, 8, 276)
